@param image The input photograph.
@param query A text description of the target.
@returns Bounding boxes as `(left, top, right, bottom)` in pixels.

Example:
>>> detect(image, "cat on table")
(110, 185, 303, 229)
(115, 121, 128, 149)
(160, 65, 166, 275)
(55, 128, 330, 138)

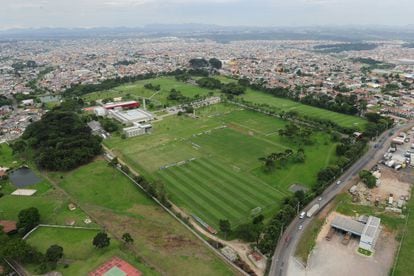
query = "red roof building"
(103, 101, 140, 110)
(0, 220, 17, 234)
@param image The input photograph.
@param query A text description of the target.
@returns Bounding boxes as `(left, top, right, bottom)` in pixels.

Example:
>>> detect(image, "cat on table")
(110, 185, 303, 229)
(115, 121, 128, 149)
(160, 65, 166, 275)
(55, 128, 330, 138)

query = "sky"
(0, 0, 413, 30)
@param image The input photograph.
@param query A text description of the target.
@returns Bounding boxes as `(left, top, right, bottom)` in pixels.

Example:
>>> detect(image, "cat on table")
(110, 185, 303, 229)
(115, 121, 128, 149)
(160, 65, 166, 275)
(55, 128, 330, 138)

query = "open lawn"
(393, 190, 414, 276)
(83, 77, 216, 109)
(26, 226, 155, 275)
(241, 88, 367, 130)
(0, 143, 20, 168)
(51, 160, 235, 276)
(0, 147, 93, 227)
(105, 103, 338, 229)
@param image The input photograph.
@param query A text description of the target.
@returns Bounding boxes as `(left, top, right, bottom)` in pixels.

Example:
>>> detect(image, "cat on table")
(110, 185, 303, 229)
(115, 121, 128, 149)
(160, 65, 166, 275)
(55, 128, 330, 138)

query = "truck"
(306, 204, 320, 218)
(342, 232, 351, 245)
(325, 227, 335, 241)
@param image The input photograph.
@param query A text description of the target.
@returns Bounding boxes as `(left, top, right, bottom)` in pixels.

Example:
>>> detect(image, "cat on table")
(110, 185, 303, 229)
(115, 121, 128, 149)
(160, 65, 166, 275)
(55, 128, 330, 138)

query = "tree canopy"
(209, 58, 222, 69)
(17, 207, 40, 235)
(17, 110, 102, 171)
(189, 58, 209, 69)
(93, 232, 110, 248)
(46, 245, 63, 263)
(359, 170, 376, 188)
(221, 83, 246, 96)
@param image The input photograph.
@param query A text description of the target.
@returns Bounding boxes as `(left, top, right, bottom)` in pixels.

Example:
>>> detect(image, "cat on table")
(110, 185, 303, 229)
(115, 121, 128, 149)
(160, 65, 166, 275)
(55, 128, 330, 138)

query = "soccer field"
(106, 103, 338, 229)
(158, 158, 286, 228)
(242, 88, 367, 130)
(83, 77, 216, 107)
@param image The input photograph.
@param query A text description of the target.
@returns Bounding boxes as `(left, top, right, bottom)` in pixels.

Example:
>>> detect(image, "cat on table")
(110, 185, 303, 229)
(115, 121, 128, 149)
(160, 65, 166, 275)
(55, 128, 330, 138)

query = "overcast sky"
(0, 0, 413, 30)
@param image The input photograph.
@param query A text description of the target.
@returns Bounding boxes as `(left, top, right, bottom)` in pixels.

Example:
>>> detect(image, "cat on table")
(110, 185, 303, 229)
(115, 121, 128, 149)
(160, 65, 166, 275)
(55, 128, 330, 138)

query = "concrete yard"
(288, 212, 397, 276)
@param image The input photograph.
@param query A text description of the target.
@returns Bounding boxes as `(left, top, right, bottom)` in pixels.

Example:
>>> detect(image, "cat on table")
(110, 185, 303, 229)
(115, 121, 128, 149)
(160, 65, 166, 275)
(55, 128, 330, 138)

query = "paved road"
(269, 121, 414, 276)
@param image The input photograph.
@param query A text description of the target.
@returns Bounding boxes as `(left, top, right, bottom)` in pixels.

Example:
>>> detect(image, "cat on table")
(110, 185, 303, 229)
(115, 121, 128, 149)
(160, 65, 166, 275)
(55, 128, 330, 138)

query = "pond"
(9, 167, 41, 187)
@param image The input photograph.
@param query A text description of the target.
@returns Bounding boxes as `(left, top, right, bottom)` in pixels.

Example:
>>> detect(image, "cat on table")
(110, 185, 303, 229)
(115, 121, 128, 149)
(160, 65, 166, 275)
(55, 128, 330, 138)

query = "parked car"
(299, 211, 306, 219)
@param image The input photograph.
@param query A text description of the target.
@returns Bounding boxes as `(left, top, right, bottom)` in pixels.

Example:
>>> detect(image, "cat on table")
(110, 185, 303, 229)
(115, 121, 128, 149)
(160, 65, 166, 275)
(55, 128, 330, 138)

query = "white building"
(331, 215, 381, 252)
(359, 216, 381, 252)
(109, 109, 154, 125)
(123, 123, 152, 138)
(94, 107, 107, 117)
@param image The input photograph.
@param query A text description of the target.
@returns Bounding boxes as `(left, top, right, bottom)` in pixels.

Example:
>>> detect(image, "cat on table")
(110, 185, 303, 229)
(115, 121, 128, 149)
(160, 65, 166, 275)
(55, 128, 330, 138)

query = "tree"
(109, 157, 119, 167)
(19, 110, 102, 171)
(209, 58, 222, 69)
(219, 219, 231, 236)
(189, 58, 209, 69)
(235, 223, 262, 244)
(252, 214, 264, 225)
(46, 245, 63, 263)
(1, 239, 43, 263)
(221, 83, 246, 96)
(17, 207, 40, 234)
(122, 233, 134, 244)
(93, 232, 110, 248)
(359, 170, 376, 188)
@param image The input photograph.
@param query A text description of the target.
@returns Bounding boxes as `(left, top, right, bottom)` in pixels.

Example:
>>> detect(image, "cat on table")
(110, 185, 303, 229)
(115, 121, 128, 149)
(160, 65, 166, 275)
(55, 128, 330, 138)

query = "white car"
(298, 224, 303, 230)
(318, 197, 322, 201)
(336, 180, 342, 185)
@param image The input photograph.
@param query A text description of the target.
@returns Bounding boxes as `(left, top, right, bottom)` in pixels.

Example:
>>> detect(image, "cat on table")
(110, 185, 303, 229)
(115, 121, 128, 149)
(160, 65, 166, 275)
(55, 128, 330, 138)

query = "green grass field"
(0, 145, 94, 227)
(26, 227, 155, 275)
(0, 143, 20, 168)
(50, 160, 235, 276)
(241, 88, 367, 130)
(393, 190, 414, 276)
(105, 103, 338, 229)
(83, 77, 216, 108)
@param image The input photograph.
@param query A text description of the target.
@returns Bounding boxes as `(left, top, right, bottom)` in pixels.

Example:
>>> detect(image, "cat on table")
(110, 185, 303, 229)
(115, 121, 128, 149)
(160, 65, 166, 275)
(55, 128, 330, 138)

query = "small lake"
(9, 167, 41, 187)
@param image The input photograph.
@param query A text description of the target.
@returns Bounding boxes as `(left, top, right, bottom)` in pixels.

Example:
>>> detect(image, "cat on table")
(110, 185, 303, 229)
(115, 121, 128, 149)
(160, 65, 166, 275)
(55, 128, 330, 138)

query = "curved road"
(269, 121, 414, 276)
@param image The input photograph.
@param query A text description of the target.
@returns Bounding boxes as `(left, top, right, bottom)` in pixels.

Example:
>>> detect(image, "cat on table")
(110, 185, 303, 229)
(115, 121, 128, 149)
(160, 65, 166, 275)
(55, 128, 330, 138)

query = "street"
(269, 121, 414, 276)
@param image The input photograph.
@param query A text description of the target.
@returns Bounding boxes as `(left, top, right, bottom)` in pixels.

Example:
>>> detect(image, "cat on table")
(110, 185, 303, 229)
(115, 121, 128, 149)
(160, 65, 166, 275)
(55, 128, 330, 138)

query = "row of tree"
(259, 149, 305, 172)
(110, 158, 171, 208)
(189, 58, 222, 70)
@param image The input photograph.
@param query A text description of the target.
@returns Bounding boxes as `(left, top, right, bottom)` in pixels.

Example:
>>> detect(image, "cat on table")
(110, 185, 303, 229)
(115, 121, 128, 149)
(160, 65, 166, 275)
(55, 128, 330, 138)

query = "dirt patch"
(371, 167, 412, 202)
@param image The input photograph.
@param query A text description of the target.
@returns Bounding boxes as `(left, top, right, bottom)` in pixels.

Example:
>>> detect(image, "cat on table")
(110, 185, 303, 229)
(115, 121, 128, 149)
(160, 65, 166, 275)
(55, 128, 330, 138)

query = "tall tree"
(122, 233, 134, 244)
(93, 232, 110, 248)
(46, 245, 63, 263)
(17, 207, 40, 234)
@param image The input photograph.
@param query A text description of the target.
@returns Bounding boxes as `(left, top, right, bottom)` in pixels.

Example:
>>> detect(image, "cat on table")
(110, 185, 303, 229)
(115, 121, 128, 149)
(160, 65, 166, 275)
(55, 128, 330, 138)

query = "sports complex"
(103, 77, 366, 230)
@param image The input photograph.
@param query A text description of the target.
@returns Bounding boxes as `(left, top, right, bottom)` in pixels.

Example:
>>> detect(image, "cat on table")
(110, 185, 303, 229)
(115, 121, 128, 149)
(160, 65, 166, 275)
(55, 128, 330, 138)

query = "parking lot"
(288, 212, 397, 276)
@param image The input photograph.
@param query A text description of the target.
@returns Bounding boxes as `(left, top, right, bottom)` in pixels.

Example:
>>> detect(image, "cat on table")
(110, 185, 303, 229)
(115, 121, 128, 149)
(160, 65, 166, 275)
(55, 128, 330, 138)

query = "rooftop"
(362, 216, 381, 239)
(331, 215, 365, 236)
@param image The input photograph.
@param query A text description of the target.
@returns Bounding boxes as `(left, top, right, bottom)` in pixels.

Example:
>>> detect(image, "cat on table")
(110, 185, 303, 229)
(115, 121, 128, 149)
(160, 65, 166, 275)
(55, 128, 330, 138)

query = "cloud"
(0, 0, 412, 29)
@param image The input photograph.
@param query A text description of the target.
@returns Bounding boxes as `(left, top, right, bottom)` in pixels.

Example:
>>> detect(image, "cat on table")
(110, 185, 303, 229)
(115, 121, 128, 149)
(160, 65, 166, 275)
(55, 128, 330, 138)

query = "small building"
(21, 99, 34, 106)
(360, 216, 381, 251)
(331, 215, 381, 252)
(94, 107, 107, 117)
(0, 220, 17, 234)
(221, 246, 238, 262)
(123, 123, 152, 138)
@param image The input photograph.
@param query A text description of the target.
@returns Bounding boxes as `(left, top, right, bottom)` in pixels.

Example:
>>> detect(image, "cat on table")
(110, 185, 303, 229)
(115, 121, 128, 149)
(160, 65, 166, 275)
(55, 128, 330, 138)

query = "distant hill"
(1, 24, 414, 42)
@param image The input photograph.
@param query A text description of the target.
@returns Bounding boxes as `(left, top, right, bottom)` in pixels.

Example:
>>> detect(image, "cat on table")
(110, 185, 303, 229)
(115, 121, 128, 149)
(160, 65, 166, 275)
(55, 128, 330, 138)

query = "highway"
(269, 121, 414, 276)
